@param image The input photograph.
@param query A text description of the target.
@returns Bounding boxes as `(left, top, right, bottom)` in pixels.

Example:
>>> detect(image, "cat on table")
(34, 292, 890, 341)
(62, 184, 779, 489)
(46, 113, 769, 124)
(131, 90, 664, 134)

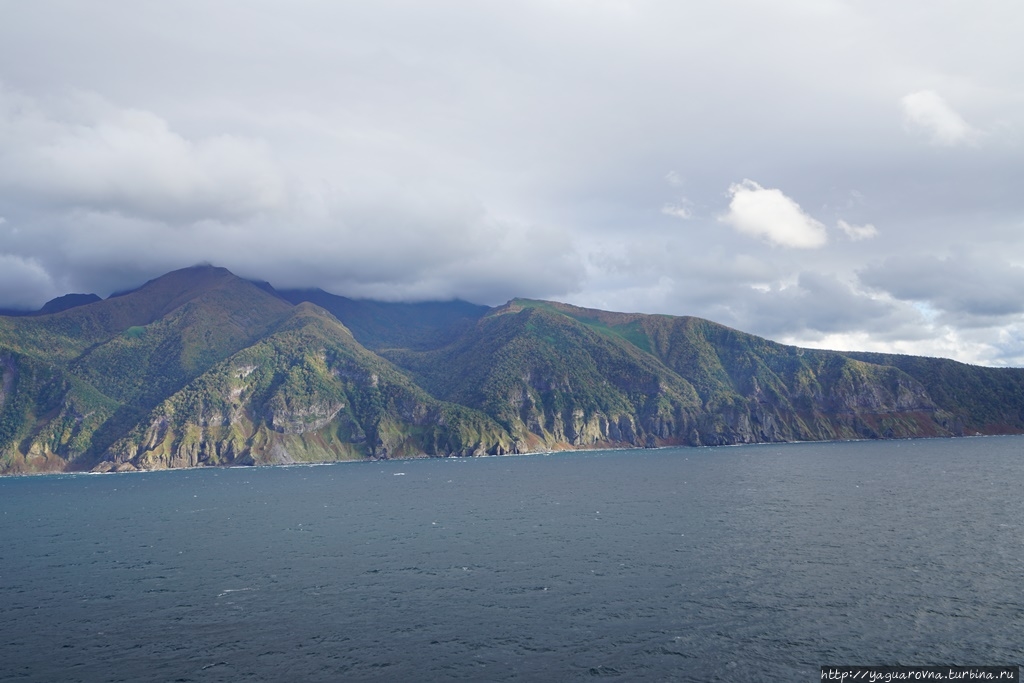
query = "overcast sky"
(1, 1, 1023, 365)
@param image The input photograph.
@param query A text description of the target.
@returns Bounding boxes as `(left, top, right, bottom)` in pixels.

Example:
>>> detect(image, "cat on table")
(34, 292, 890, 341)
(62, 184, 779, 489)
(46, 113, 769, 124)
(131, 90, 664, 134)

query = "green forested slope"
(1, 268, 1022, 474)
(0, 266, 294, 471)
(99, 303, 509, 471)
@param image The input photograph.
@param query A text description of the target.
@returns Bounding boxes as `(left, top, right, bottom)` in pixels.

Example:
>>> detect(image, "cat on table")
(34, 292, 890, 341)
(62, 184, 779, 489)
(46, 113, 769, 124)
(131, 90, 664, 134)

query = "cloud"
(575, 238, 909, 339)
(837, 219, 878, 241)
(900, 90, 979, 146)
(0, 183, 588, 309)
(662, 172, 693, 220)
(661, 200, 693, 220)
(719, 180, 827, 248)
(0, 83, 587, 308)
(725, 271, 914, 339)
(860, 253, 1024, 323)
(0, 86, 286, 222)
(0, 254, 57, 308)
(0, 3, 1022, 364)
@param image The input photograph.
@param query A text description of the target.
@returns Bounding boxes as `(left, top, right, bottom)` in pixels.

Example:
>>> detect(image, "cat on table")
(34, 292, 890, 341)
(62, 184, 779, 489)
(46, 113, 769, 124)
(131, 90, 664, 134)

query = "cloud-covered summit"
(1, 1, 1022, 365)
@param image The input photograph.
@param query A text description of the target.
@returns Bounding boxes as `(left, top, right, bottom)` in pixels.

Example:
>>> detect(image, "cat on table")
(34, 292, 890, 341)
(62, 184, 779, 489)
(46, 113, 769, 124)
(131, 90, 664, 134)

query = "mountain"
(381, 299, 970, 449)
(2, 266, 1022, 474)
(275, 288, 489, 351)
(0, 292, 101, 317)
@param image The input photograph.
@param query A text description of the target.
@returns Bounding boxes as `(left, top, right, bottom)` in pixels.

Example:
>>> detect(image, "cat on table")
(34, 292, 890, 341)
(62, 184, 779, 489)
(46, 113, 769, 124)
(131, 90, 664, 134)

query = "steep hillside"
(627, 313, 954, 441)
(2, 267, 1023, 474)
(97, 304, 510, 472)
(382, 303, 703, 451)
(383, 300, 964, 449)
(846, 351, 1024, 434)
(0, 267, 295, 472)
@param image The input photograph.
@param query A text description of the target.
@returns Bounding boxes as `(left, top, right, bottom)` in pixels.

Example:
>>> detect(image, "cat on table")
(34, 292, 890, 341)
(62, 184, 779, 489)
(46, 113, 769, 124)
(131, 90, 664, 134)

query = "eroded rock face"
(268, 402, 344, 435)
(488, 369, 948, 451)
(19, 351, 974, 474)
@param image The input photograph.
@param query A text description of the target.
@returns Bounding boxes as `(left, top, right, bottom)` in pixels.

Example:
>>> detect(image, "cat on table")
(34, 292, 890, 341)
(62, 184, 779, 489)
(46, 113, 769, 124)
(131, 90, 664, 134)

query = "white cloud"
(900, 90, 979, 146)
(662, 199, 693, 220)
(837, 219, 878, 240)
(719, 179, 827, 248)
(664, 171, 684, 187)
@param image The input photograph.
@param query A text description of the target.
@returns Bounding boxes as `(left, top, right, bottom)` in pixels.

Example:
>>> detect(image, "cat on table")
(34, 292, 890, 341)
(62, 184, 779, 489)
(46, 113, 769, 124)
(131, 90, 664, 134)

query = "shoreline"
(0, 431, 1014, 479)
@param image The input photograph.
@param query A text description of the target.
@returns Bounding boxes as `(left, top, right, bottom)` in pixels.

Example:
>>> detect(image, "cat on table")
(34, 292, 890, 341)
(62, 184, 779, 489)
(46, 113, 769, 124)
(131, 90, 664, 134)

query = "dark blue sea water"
(1, 437, 1022, 682)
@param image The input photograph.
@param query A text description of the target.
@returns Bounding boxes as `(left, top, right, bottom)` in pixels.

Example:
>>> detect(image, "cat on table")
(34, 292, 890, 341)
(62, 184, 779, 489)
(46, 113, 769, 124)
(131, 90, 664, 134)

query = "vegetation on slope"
(277, 288, 488, 351)
(386, 302, 925, 449)
(101, 304, 510, 471)
(846, 352, 1024, 434)
(0, 267, 294, 471)
(2, 266, 1023, 474)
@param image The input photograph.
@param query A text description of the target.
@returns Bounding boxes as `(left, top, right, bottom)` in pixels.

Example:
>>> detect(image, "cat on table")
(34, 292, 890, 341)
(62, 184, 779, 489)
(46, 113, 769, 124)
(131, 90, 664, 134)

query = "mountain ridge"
(1, 265, 1021, 474)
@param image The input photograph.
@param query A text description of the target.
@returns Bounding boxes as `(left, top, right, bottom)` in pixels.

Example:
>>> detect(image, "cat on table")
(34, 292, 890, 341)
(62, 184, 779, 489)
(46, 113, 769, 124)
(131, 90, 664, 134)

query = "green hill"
(382, 300, 963, 449)
(0, 266, 295, 471)
(1, 267, 1022, 474)
(98, 303, 509, 471)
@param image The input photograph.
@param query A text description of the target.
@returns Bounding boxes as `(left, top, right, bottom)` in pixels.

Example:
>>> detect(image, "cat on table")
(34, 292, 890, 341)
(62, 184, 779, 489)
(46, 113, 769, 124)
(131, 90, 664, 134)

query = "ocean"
(1, 437, 1022, 681)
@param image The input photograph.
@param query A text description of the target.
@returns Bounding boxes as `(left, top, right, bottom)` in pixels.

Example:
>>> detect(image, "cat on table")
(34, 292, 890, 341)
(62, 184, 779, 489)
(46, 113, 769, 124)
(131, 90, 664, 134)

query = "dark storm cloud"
(0, 1, 1022, 363)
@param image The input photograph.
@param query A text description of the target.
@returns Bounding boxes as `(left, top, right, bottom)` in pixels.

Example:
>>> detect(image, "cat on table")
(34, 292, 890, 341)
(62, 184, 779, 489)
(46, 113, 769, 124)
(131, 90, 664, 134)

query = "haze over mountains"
(1, 265, 1022, 474)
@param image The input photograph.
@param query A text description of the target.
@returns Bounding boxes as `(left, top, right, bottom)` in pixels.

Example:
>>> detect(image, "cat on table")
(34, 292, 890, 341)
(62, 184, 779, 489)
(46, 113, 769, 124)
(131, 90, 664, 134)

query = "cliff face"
(380, 302, 964, 452)
(1, 268, 1022, 474)
(91, 304, 510, 472)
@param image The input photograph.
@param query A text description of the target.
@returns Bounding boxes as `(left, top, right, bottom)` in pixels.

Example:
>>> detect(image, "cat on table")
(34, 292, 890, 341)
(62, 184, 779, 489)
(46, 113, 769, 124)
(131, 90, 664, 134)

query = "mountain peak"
(109, 264, 235, 298)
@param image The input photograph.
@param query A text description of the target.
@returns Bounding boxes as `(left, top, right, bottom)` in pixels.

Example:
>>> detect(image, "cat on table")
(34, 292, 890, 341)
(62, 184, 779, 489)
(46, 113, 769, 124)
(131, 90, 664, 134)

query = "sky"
(1, 1, 1023, 366)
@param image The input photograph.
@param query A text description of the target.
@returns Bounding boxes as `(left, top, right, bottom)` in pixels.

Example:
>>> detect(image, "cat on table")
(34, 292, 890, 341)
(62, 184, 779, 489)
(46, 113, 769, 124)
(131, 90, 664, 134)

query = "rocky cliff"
(1, 267, 1022, 474)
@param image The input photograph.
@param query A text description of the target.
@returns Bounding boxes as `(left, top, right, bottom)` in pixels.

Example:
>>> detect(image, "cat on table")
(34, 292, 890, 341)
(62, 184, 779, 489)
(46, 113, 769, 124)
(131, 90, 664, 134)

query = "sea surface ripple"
(1, 437, 1022, 681)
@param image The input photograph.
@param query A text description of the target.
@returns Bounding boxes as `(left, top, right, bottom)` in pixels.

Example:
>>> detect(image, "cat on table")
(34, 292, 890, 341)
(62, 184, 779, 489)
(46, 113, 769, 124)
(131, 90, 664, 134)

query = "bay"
(1, 436, 1022, 681)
